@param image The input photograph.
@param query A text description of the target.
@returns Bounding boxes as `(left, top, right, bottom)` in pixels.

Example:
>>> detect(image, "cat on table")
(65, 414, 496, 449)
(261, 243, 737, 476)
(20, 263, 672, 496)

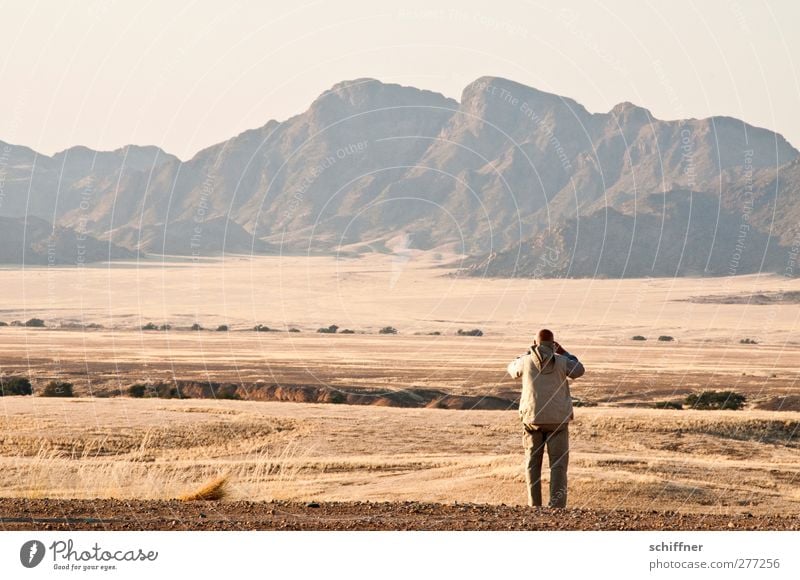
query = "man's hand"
(507, 356, 524, 379)
(553, 341, 566, 355)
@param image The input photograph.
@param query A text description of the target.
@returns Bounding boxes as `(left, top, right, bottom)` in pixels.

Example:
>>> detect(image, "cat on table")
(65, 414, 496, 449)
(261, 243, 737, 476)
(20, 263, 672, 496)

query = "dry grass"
(178, 474, 229, 501)
(0, 397, 798, 515)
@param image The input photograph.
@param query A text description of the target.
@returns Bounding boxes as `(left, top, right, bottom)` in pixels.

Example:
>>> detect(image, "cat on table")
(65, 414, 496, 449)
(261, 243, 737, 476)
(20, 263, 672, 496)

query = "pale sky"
(1, 0, 798, 160)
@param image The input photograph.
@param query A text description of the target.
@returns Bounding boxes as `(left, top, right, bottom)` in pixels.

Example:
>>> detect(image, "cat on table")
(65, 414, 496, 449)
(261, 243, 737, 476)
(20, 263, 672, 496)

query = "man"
(507, 329, 585, 508)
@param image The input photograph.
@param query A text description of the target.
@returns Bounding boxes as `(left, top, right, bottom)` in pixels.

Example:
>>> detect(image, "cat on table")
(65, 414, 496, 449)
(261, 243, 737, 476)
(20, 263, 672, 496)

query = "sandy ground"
(1, 255, 799, 528)
(1, 329, 798, 407)
(1, 253, 799, 341)
(1, 255, 799, 403)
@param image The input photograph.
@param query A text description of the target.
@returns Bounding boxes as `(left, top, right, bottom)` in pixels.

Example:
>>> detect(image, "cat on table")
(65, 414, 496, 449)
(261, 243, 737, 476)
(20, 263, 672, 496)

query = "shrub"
(739, 338, 758, 344)
(685, 390, 746, 410)
(288, 328, 301, 333)
(158, 324, 171, 331)
(128, 384, 147, 398)
(191, 323, 203, 331)
(0, 321, 8, 326)
(328, 391, 346, 404)
(0, 376, 32, 396)
(339, 329, 355, 334)
(653, 400, 683, 410)
(152, 383, 179, 399)
(317, 325, 339, 334)
(127, 383, 178, 398)
(457, 328, 483, 337)
(631, 335, 646, 341)
(10, 320, 23, 327)
(25, 318, 45, 327)
(216, 324, 229, 332)
(213, 384, 240, 400)
(253, 324, 272, 332)
(657, 335, 674, 342)
(41, 381, 74, 397)
(428, 331, 441, 336)
(142, 322, 158, 330)
(378, 326, 398, 335)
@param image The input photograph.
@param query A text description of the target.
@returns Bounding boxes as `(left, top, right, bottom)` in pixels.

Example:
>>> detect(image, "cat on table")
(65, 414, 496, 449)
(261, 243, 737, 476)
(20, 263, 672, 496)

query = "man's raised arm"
(562, 351, 585, 379)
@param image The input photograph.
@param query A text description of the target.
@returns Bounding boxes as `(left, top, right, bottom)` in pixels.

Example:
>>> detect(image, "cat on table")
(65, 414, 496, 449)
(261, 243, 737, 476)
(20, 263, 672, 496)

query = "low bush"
(153, 383, 179, 399)
(328, 391, 347, 404)
(158, 324, 171, 331)
(378, 326, 398, 335)
(216, 324, 229, 332)
(191, 323, 203, 331)
(339, 329, 355, 334)
(127, 383, 179, 399)
(288, 328, 301, 333)
(141, 322, 158, 330)
(685, 390, 746, 410)
(253, 324, 272, 332)
(317, 325, 339, 334)
(457, 328, 483, 337)
(631, 335, 646, 341)
(25, 318, 45, 327)
(739, 337, 758, 344)
(60, 322, 103, 329)
(41, 381, 73, 397)
(657, 335, 674, 342)
(127, 384, 147, 398)
(0, 321, 8, 327)
(653, 400, 683, 410)
(0, 376, 32, 396)
(212, 384, 240, 400)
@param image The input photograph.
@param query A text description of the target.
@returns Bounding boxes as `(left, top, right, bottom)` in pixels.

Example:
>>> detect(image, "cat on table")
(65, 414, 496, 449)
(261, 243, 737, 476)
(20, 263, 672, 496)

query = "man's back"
(508, 343, 585, 427)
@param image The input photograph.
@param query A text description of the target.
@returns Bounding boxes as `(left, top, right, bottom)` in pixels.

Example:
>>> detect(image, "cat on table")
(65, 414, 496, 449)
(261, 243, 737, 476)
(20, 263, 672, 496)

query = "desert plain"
(0, 254, 799, 529)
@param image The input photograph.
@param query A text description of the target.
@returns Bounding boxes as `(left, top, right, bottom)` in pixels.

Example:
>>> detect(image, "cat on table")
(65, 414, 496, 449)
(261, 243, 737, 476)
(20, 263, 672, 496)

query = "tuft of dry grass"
(178, 473, 229, 501)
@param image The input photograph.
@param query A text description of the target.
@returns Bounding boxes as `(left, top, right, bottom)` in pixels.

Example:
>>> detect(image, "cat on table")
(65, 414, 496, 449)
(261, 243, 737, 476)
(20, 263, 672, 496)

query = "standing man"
(507, 329, 585, 508)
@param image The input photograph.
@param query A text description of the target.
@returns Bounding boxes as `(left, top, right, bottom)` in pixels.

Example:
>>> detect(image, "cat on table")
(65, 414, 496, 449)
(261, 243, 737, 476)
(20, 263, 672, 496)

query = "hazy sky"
(1, 0, 798, 160)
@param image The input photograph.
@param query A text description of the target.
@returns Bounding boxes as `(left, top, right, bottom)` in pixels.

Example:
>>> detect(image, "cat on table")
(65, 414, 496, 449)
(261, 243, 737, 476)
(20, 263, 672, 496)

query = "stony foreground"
(1, 499, 798, 531)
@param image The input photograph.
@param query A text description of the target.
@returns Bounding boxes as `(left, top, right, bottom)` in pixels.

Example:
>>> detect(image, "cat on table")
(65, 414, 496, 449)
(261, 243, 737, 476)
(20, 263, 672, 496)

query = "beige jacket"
(507, 342, 585, 427)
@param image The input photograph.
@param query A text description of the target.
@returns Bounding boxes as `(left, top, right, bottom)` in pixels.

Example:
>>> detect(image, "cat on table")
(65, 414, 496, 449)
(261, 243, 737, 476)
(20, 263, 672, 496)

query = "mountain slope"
(464, 190, 785, 278)
(0, 216, 135, 265)
(0, 76, 797, 275)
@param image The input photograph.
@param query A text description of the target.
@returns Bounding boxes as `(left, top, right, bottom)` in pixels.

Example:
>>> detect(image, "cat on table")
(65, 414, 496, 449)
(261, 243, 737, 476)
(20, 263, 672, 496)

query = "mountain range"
(1, 76, 797, 277)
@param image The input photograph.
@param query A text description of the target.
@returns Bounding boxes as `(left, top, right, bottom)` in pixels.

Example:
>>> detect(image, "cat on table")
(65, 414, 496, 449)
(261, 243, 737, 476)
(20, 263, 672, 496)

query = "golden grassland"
(0, 397, 798, 515)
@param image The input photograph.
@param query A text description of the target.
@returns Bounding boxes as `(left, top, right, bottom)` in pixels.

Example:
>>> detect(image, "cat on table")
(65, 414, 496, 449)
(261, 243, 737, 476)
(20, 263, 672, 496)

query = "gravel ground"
(1, 499, 798, 531)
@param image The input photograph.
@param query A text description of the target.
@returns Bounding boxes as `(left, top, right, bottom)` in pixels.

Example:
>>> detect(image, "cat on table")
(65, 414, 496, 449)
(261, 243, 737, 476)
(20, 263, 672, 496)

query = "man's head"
(537, 328, 554, 344)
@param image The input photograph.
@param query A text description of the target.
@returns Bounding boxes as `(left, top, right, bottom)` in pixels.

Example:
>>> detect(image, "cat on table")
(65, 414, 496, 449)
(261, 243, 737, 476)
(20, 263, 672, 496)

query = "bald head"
(537, 328, 554, 343)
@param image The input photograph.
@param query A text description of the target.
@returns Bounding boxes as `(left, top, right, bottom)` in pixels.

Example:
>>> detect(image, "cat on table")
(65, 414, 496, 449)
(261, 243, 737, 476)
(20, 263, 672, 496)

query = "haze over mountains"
(1, 76, 797, 277)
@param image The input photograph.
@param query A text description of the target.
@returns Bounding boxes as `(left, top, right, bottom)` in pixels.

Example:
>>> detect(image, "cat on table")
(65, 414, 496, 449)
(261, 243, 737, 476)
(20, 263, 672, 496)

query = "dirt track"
(1, 499, 798, 531)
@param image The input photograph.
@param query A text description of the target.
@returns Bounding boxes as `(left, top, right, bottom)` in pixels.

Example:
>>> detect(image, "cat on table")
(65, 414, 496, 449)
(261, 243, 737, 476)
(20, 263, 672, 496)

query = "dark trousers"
(523, 424, 569, 508)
